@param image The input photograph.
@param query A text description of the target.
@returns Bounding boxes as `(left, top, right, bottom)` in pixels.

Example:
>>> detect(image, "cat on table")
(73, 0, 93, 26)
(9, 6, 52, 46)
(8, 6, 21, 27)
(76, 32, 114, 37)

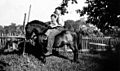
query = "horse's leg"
(40, 53, 46, 63)
(73, 42, 79, 62)
(68, 42, 78, 62)
(73, 33, 79, 62)
(52, 46, 59, 56)
(52, 38, 62, 56)
(67, 43, 75, 62)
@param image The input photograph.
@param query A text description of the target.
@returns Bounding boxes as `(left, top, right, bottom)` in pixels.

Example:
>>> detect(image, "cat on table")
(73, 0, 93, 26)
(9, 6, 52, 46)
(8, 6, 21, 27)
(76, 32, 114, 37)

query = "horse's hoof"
(71, 60, 79, 64)
(75, 61, 80, 63)
(52, 50, 59, 55)
(42, 59, 46, 64)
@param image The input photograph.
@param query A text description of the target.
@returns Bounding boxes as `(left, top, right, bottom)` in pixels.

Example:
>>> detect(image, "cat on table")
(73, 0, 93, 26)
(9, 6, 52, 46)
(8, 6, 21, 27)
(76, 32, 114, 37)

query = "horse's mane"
(26, 20, 49, 28)
(25, 20, 51, 39)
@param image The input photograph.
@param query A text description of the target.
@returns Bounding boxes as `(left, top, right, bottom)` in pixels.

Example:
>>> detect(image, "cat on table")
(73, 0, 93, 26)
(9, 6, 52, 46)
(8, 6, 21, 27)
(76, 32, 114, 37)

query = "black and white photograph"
(0, 0, 120, 71)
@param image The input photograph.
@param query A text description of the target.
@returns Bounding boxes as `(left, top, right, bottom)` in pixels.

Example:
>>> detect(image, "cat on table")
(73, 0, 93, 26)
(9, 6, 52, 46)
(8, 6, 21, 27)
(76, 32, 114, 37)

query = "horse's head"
(25, 20, 50, 40)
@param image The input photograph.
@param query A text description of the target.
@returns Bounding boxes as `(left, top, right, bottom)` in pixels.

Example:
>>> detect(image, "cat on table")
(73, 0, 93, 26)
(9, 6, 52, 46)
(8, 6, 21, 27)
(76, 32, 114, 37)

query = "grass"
(0, 51, 120, 71)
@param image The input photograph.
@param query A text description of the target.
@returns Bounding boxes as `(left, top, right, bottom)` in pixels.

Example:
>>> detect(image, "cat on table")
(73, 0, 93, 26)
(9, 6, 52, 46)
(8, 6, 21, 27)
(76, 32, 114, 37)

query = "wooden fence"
(81, 36, 120, 52)
(0, 35, 120, 52)
(0, 35, 25, 49)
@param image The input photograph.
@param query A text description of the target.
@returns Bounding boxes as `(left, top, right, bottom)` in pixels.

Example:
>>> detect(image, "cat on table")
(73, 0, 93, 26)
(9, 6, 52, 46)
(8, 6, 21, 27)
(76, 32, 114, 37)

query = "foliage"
(78, 0, 120, 33)
(54, 0, 78, 15)
(0, 25, 4, 35)
(64, 20, 75, 31)
(64, 19, 103, 37)
(0, 23, 24, 36)
(104, 26, 120, 37)
(61, 0, 120, 36)
(79, 24, 104, 37)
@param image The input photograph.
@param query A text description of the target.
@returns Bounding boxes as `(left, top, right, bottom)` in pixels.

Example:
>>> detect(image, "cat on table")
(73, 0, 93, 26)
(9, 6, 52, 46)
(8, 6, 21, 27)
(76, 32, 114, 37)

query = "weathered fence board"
(0, 35, 25, 49)
(0, 35, 119, 53)
(81, 36, 120, 52)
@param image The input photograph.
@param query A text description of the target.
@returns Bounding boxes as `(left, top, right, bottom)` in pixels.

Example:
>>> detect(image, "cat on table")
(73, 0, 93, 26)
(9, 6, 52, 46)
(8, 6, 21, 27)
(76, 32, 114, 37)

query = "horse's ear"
(46, 21, 51, 25)
(48, 26, 52, 29)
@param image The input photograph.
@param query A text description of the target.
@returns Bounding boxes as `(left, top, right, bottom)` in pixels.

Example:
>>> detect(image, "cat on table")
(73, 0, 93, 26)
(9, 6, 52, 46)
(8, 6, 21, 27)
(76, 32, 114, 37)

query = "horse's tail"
(71, 31, 79, 62)
(76, 31, 82, 50)
(73, 32, 78, 49)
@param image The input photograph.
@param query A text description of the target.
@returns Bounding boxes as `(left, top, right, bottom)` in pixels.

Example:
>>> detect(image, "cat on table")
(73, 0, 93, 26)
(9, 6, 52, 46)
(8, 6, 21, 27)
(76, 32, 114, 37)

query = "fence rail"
(81, 36, 120, 52)
(0, 35, 120, 52)
(0, 35, 25, 49)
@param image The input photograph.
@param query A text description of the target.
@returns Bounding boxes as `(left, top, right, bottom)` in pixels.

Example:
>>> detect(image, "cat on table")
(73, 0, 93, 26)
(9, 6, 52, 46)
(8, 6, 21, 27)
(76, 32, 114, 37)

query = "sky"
(0, 0, 87, 26)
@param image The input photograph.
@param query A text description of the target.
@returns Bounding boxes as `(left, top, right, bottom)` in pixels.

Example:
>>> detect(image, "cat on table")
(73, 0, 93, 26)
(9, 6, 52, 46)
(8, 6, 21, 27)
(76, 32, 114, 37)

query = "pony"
(25, 20, 79, 63)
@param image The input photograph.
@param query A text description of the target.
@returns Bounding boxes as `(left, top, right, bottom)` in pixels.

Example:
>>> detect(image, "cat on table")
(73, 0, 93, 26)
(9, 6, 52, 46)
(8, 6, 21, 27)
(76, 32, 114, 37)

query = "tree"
(54, 0, 78, 15)
(56, 0, 120, 34)
(4, 23, 17, 36)
(9, 23, 17, 35)
(78, 0, 120, 33)
(16, 25, 24, 35)
(64, 20, 75, 31)
(0, 25, 4, 35)
(4, 26, 9, 35)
